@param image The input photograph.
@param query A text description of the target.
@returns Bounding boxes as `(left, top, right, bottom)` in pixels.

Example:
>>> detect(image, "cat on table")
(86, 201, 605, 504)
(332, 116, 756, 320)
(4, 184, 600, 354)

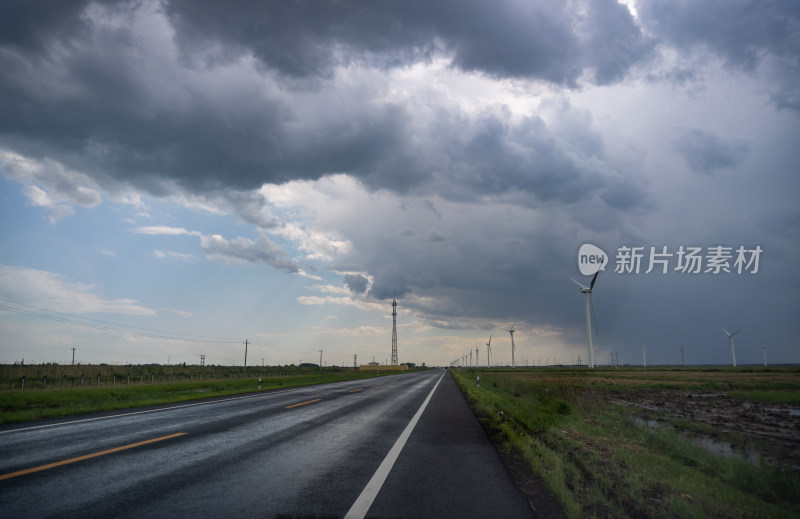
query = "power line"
(0, 298, 242, 344)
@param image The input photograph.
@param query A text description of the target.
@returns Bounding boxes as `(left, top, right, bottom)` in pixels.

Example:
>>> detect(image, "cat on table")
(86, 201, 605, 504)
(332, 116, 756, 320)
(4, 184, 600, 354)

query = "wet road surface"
(0, 370, 533, 518)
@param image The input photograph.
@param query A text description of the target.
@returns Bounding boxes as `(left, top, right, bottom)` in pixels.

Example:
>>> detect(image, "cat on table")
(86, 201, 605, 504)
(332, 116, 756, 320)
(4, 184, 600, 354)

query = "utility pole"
(680, 345, 685, 366)
(319, 349, 323, 372)
(762, 346, 767, 367)
(71, 347, 76, 366)
(200, 354, 205, 366)
(642, 344, 647, 368)
(354, 353, 357, 370)
(243, 339, 248, 376)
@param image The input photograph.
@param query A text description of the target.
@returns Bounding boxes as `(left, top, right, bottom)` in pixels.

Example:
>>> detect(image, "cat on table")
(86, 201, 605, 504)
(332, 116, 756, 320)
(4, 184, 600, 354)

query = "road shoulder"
(367, 369, 537, 518)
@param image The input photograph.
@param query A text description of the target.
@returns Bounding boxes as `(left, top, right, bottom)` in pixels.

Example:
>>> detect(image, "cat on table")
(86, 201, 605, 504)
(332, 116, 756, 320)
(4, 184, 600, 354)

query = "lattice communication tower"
(391, 298, 398, 365)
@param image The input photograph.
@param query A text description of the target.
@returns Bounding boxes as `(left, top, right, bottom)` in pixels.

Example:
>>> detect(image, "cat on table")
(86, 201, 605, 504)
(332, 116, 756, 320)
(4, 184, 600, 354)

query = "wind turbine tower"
(486, 334, 492, 367)
(391, 298, 398, 366)
(571, 271, 600, 369)
(475, 343, 480, 368)
(723, 328, 742, 367)
(503, 321, 517, 368)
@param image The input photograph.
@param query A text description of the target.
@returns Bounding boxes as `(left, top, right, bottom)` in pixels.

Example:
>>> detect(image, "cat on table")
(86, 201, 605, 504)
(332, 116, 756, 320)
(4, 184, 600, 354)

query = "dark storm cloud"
(637, 0, 800, 111)
(673, 128, 750, 175)
(2, 0, 794, 212)
(344, 274, 369, 295)
(0, 0, 657, 210)
(457, 113, 606, 203)
(0, 22, 407, 195)
(0, 0, 93, 53)
(0, 3, 645, 214)
(164, 0, 650, 84)
(200, 234, 300, 273)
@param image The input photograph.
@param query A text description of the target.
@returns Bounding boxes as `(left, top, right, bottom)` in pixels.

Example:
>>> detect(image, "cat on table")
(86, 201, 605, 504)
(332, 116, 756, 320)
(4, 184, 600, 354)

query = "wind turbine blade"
(732, 329, 742, 336)
(571, 278, 590, 290)
(511, 320, 516, 331)
(589, 270, 599, 291)
(590, 292, 599, 336)
(722, 327, 731, 337)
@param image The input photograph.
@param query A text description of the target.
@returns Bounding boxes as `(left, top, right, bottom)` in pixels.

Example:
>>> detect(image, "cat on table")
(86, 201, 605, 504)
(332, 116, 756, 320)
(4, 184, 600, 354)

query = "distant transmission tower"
(391, 297, 398, 366)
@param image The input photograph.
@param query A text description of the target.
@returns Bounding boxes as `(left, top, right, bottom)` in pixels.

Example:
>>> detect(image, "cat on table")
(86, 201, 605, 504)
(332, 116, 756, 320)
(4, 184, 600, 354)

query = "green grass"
(452, 368, 800, 519)
(728, 390, 800, 405)
(0, 370, 400, 424)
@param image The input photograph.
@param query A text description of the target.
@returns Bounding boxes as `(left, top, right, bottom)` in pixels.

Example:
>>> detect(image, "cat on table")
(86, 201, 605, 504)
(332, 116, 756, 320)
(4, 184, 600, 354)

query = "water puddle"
(697, 436, 760, 465)
(698, 436, 733, 456)
(631, 415, 761, 465)
(633, 417, 660, 429)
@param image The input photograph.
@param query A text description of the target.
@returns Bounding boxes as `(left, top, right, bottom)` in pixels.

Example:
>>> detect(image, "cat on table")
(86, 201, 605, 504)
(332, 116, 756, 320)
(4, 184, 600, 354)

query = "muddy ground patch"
(603, 388, 800, 467)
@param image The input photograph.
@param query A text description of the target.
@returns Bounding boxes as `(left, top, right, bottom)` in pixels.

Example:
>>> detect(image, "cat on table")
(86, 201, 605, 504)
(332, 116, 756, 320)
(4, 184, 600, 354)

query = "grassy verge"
(728, 390, 800, 405)
(452, 368, 800, 518)
(0, 370, 400, 424)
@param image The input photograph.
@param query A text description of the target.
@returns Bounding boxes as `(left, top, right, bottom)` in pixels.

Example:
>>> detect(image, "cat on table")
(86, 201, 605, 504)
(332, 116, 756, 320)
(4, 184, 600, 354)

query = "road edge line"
(344, 370, 446, 519)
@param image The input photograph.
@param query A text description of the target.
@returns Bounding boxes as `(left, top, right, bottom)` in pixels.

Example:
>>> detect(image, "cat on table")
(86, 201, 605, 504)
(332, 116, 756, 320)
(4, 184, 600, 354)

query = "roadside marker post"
(477, 375, 480, 388)
(258, 377, 262, 389)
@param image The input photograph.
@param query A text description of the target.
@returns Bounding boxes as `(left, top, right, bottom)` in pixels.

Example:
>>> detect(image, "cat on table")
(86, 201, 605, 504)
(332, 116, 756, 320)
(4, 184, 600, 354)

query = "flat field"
(452, 366, 800, 519)
(0, 366, 401, 424)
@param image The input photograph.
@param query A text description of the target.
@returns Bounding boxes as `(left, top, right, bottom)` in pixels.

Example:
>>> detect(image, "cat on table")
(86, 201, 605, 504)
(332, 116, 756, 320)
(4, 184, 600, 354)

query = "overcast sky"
(1, 0, 797, 368)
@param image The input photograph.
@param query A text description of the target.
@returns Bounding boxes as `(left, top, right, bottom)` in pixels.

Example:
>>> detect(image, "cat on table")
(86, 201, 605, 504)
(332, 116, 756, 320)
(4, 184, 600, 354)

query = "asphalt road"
(0, 369, 533, 518)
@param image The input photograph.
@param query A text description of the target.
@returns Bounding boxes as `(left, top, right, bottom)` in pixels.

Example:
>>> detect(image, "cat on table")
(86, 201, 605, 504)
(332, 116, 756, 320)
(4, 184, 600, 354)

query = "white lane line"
(0, 375, 412, 435)
(344, 370, 446, 519)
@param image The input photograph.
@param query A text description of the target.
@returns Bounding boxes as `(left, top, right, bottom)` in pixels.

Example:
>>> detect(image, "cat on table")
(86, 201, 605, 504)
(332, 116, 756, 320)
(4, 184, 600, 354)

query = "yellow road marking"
(0, 432, 187, 481)
(284, 398, 321, 409)
(348, 388, 364, 393)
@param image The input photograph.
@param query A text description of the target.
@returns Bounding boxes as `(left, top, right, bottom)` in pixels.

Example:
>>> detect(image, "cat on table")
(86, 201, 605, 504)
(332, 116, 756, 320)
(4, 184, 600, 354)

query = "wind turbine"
(486, 334, 492, 367)
(503, 321, 517, 368)
(723, 328, 742, 367)
(571, 270, 600, 369)
(475, 343, 480, 368)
